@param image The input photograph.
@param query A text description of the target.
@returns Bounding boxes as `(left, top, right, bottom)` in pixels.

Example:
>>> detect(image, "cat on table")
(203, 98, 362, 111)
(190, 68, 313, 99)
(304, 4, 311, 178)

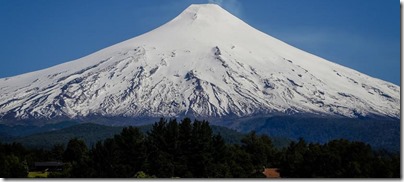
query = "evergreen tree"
(187, 120, 214, 177)
(50, 144, 65, 161)
(146, 118, 174, 177)
(63, 138, 88, 163)
(227, 144, 255, 178)
(278, 138, 308, 177)
(0, 154, 28, 178)
(89, 138, 120, 177)
(241, 131, 276, 171)
(210, 134, 231, 177)
(114, 126, 146, 177)
(177, 118, 193, 177)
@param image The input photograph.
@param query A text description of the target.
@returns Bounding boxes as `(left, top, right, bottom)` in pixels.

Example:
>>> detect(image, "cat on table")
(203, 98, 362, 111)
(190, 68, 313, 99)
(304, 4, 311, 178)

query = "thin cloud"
(207, 0, 243, 18)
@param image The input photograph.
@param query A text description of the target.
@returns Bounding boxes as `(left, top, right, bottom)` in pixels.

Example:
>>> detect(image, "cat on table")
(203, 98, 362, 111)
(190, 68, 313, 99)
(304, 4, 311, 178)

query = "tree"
(2, 154, 28, 178)
(187, 120, 214, 177)
(241, 131, 276, 172)
(146, 118, 174, 177)
(227, 144, 254, 178)
(90, 138, 120, 177)
(178, 117, 193, 174)
(114, 126, 146, 177)
(63, 138, 88, 163)
(210, 134, 231, 177)
(0, 142, 29, 178)
(278, 138, 308, 177)
(50, 144, 65, 161)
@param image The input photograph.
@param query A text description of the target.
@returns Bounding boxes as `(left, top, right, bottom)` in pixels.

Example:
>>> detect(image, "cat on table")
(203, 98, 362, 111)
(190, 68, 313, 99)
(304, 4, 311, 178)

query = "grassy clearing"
(28, 171, 49, 178)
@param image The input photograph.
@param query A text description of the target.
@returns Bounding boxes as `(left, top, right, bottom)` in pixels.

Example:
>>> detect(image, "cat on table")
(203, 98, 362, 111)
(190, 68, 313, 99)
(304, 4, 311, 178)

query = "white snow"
(0, 4, 400, 121)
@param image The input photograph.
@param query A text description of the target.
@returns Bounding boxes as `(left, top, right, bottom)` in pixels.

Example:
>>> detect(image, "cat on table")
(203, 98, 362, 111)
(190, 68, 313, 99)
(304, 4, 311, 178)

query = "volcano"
(0, 4, 399, 124)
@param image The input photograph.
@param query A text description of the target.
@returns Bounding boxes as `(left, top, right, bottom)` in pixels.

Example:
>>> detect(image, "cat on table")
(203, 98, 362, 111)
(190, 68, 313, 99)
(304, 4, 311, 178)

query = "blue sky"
(0, 0, 400, 85)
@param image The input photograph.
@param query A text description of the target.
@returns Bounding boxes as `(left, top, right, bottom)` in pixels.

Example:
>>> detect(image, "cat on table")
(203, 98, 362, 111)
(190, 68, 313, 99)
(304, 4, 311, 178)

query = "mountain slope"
(0, 121, 78, 137)
(0, 4, 399, 123)
(226, 116, 399, 152)
(11, 123, 124, 149)
(8, 122, 250, 149)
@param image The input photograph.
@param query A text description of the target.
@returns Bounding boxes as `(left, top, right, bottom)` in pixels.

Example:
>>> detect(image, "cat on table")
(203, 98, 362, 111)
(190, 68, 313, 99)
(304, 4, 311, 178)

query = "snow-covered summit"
(173, 4, 242, 24)
(0, 4, 400, 122)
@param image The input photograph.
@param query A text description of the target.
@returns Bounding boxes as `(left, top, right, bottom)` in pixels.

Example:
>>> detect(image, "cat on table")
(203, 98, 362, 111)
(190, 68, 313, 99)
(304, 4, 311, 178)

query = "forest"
(0, 118, 400, 178)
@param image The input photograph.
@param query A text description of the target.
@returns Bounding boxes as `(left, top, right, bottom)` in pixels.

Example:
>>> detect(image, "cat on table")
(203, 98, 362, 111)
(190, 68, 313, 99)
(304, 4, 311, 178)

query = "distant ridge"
(8, 122, 253, 149)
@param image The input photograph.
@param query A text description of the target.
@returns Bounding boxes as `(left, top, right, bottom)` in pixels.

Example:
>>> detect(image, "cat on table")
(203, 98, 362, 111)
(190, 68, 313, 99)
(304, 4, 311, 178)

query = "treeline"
(279, 139, 400, 177)
(0, 118, 400, 178)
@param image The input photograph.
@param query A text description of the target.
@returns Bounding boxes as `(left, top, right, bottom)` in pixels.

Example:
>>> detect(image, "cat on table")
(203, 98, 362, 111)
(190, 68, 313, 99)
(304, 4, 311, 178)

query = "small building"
(263, 168, 280, 178)
(33, 162, 65, 172)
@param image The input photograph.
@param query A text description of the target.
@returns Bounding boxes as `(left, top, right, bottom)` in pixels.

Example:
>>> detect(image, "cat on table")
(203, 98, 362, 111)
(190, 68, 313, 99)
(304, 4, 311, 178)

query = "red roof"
(263, 168, 280, 178)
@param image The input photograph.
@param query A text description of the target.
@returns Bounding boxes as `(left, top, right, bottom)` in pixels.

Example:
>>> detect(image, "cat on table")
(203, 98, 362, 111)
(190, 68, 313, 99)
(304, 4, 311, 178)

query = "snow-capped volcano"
(0, 4, 400, 122)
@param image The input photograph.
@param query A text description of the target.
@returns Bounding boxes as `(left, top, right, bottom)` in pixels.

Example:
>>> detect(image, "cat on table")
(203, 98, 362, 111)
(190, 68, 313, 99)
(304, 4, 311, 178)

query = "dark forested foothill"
(0, 118, 400, 178)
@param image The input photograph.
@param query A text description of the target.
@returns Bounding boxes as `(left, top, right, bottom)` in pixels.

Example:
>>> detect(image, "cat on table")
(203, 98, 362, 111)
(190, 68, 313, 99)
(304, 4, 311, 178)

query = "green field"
(28, 171, 49, 178)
